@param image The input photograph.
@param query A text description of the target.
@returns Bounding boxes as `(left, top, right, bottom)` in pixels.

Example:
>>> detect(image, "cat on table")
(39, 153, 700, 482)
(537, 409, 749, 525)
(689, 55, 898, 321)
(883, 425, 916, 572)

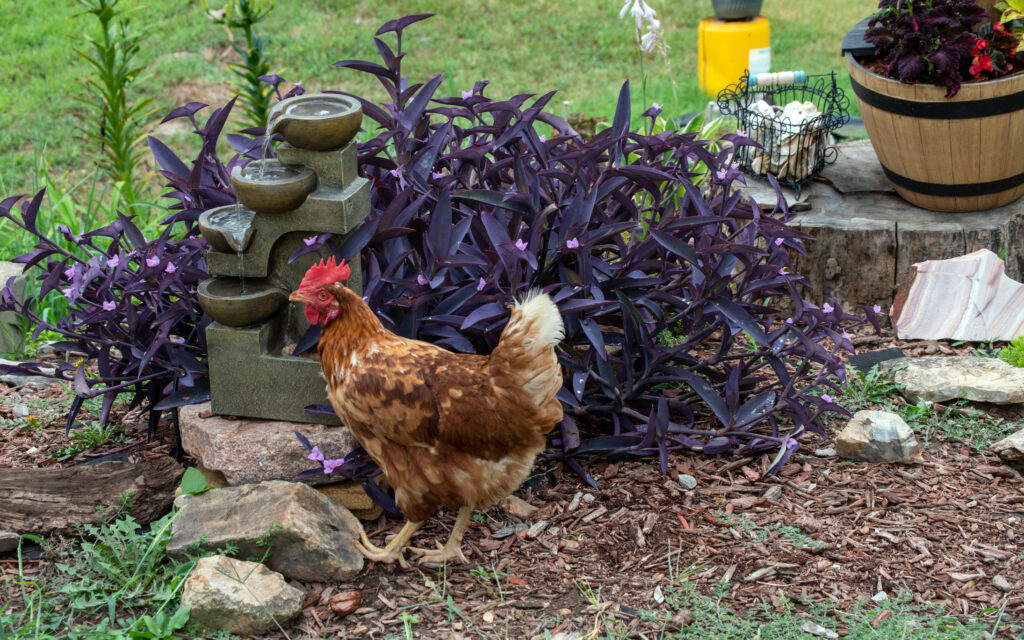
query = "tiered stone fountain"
(196, 93, 368, 425)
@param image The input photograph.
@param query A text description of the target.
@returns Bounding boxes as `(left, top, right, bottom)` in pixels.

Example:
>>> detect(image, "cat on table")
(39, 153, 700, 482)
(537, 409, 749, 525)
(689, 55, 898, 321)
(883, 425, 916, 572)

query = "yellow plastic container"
(698, 17, 771, 96)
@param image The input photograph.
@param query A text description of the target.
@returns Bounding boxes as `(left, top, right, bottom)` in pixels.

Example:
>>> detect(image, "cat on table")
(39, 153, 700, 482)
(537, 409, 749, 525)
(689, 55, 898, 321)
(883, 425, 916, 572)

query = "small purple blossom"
(389, 168, 399, 178)
(431, 172, 445, 180)
(303, 236, 317, 247)
(822, 302, 834, 313)
(164, 262, 177, 274)
(106, 255, 119, 268)
(652, 101, 662, 111)
(821, 393, 833, 404)
(566, 237, 579, 249)
(308, 446, 325, 462)
(146, 256, 160, 268)
(323, 458, 344, 474)
(63, 266, 76, 279)
(514, 238, 527, 251)
(169, 335, 185, 344)
(538, 134, 546, 143)
(873, 304, 882, 314)
(774, 237, 784, 246)
(842, 329, 853, 340)
(61, 287, 75, 300)
(785, 317, 794, 324)
(102, 300, 116, 311)
(715, 169, 728, 181)
(417, 274, 429, 286)
(477, 277, 487, 292)
(461, 90, 473, 100)
(778, 266, 789, 276)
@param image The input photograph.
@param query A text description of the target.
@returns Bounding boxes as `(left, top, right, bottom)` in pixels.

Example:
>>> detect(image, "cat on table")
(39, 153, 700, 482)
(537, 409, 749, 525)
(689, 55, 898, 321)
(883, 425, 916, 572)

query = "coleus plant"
(289, 14, 880, 483)
(863, 0, 1019, 97)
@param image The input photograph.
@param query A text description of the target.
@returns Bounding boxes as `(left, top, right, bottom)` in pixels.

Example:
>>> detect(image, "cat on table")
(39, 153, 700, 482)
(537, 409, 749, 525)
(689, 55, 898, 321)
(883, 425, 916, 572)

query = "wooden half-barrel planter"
(846, 53, 1024, 213)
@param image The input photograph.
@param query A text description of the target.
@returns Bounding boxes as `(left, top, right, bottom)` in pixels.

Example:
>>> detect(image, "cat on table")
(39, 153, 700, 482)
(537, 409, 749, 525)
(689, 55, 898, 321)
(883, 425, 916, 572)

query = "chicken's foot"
(354, 520, 423, 568)
(411, 506, 473, 565)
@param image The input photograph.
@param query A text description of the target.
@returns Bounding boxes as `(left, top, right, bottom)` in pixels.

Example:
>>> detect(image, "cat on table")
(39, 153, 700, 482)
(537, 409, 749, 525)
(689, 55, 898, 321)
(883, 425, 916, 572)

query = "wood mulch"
(2, 335, 1023, 639)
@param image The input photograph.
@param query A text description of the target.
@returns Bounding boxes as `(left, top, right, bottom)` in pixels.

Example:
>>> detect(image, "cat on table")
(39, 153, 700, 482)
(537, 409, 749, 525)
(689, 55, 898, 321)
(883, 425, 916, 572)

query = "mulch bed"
(2, 335, 1023, 638)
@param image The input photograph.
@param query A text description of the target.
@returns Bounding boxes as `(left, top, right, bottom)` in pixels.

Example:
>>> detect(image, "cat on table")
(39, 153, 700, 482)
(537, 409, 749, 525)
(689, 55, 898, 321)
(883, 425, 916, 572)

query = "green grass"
(0, 0, 876, 203)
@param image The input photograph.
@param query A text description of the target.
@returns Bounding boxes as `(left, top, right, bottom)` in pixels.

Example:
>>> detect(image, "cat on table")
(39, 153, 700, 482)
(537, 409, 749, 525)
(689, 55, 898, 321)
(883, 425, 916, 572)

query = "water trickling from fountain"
(237, 250, 246, 295)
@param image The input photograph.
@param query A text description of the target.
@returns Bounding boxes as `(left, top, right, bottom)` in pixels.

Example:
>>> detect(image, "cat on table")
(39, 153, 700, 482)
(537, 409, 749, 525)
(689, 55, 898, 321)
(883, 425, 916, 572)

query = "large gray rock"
(883, 355, 1024, 404)
(181, 555, 303, 636)
(836, 410, 922, 463)
(0, 262, 27, 354)
(992, 427, 1024, 463)
(168, 481, 364, 581)
(178, 402, 357, 486)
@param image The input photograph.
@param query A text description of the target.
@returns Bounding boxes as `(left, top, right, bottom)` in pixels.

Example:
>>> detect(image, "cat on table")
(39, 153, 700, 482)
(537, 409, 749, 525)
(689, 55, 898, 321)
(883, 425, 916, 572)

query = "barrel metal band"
(881, 165, 1024, 197)
(850, 76, 1024, 119)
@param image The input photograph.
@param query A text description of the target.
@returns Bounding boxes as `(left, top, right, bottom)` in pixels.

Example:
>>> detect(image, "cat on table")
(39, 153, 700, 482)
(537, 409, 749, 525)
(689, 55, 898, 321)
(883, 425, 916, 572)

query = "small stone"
(882, 355, 1024, 405)
(12, 405, 30, 418)
(182, 555, 303, 636)
(582, 493, 596, 504)
(653, 585, 664, 604)
(993, 575, 1013, 592)
(871, 591, 888, 603)
(836, 410, 922, 463)
(168, 481, 363, 581)
(526, 520, 549, 539)
(677, 474, 698, 490)
(329, 590, 361, 616)
(491, 524, 528, 540)
(763, 485, 782, 501)
(814, 447, 836, 457)
(317, 479, 383, 521)
(567, 492, 582, 511)
(500, 495, 538, 519)
(0, 532, 21, 554)
(1, 373, 54, 389)
(482, 611, 494, 623)
(992, 427, 1024, 464)
(800, 621, 838, 639)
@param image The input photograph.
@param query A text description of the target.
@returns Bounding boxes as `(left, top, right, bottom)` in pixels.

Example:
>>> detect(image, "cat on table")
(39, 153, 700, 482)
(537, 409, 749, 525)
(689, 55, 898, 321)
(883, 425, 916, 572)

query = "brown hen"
(289, 258, 564, 566)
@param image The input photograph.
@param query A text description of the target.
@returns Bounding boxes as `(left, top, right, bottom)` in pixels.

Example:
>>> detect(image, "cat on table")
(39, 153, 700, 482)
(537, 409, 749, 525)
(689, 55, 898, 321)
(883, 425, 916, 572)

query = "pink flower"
(821, 393, 833, 404)
(785, 317, 794, 324)
(514, 238, 527, 251)
(842, 330, 853, 340)
(63, 266, 75, 279)
(146, 256, 160, 268)
(566, 237, 579, 249)
(61, 287, 75, 300)
(417, 274, 429, 286)
(873, 304, 882, 314)
(323, 458, 343, 474)
(431, 172, 445, 180)
(652, 102, 662, 111)
(170, 335, 185, 344)
(389, 168, 399, 178)
(477, 277, 487, 291)
(822, 302, 834, 313)
(164, 262, 177, 274)
(102, 300, 116, 311)
(106, 255, 119, 268)
(462, 90, 473, 100)
(308, 446, 325, 462)
(303, 236, 317, 246)
(774, 237, 784, 246)
(778, 267, 789, 276)
(538, 134, 546, 143)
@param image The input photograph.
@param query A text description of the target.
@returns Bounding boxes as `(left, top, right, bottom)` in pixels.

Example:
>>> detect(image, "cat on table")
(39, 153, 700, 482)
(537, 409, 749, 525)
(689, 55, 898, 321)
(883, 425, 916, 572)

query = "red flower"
(972, 38, 989, 55)
(970, 53, 994, 77)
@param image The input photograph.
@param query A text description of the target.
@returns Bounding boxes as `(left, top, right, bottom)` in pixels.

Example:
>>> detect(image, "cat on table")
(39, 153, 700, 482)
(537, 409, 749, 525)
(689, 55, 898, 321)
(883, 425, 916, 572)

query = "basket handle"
(748, 71, 807, 87)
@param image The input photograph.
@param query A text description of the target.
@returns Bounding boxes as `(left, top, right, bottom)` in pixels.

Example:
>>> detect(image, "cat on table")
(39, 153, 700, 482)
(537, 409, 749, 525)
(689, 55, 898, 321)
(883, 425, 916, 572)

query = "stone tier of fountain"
(196, 93, 368, 425)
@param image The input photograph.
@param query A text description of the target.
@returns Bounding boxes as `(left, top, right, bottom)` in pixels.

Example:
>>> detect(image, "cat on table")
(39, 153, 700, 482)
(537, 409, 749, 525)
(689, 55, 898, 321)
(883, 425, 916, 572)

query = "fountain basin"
(267, 93, 362, 151)
(199, 205, 257, 253)
(198, 277, 288, 327)
(230, 160, 316, 214)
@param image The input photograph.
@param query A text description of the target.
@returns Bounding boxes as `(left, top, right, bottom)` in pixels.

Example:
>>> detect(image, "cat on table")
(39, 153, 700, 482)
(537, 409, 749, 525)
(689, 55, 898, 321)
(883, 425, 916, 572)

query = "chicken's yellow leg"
(354, 520, 423, 568)
(411, 506, 473, 565)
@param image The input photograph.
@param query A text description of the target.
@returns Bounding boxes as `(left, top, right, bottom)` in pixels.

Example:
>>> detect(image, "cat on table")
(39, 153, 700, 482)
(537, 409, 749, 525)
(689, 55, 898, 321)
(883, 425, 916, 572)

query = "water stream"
(237, 250, 246, 295)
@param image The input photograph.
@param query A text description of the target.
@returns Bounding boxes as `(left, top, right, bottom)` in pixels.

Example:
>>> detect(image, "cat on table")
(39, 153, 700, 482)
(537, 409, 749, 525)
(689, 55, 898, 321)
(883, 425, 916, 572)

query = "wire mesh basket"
(717, 70, 850, 194)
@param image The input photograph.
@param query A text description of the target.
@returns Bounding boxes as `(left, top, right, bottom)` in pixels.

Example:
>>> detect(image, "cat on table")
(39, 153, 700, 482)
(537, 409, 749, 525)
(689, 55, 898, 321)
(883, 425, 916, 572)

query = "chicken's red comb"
(300, 256, 351, 289)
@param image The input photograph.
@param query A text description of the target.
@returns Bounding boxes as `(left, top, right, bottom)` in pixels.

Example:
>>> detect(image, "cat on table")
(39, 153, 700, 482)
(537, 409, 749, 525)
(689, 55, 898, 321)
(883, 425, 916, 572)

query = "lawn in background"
(0, 0, 876, 204)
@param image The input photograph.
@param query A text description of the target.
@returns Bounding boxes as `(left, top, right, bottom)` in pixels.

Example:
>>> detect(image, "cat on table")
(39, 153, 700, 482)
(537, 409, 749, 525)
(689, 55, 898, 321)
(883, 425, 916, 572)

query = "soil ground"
(2, 336, 1023, 639)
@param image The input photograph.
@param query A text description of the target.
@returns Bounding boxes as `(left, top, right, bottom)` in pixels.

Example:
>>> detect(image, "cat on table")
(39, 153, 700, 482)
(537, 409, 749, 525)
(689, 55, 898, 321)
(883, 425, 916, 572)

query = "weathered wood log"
(0, 457, 183, 537)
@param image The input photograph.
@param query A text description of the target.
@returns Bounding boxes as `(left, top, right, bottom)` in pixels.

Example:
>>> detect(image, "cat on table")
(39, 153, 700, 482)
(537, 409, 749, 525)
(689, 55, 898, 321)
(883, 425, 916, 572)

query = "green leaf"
(179, 467, 209, 495)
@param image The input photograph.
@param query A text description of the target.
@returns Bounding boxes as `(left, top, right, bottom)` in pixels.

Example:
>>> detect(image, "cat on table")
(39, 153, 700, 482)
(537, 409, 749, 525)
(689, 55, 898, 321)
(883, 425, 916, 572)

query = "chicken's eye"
(316, 291, 329, 301)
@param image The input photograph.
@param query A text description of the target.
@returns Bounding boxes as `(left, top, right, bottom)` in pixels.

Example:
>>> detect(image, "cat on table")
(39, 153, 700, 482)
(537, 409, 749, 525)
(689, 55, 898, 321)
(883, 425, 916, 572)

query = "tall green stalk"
(204, 0, 276, 129)
(75, 0, 154, 203)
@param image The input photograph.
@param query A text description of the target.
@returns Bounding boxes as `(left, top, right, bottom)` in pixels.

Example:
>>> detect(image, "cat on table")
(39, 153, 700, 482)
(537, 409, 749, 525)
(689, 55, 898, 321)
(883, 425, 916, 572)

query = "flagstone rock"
(881, 355, 1024, 404)
(182, 555, 303, 636)
(168, 480, 363, 581)
(991, 427, 1024, 464)
(178, 402, 358, 486)
(836, 410, 922, 463)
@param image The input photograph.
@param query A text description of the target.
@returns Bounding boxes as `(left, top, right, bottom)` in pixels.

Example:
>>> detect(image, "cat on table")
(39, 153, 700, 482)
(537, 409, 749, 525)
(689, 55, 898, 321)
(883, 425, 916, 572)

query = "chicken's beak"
(289, 289, 308, 304)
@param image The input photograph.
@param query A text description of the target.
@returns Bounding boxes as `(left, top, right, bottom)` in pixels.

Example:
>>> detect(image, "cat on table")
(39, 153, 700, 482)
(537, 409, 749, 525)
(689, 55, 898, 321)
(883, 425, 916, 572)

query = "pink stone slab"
(891, 249, 1024, 341)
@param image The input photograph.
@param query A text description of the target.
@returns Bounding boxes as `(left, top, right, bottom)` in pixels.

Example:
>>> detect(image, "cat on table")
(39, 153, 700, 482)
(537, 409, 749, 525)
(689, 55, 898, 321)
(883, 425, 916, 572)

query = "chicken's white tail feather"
(512, 290, 564, 347)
